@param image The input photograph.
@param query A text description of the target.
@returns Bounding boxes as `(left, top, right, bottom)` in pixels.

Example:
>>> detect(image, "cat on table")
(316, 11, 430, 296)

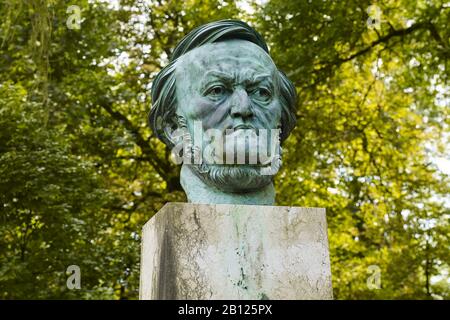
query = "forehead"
(176, 40, 277, 79)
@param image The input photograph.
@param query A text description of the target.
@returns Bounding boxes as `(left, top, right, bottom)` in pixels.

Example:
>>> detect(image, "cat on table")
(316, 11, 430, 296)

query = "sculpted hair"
(148, 19, 297, 147)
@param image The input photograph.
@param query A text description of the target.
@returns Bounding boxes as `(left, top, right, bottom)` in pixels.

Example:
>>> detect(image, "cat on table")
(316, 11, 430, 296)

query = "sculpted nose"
(230, 88, 253, 119)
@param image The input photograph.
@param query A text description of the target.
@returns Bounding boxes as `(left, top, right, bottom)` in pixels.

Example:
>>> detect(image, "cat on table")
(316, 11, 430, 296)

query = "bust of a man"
(149, 20, 297, 205)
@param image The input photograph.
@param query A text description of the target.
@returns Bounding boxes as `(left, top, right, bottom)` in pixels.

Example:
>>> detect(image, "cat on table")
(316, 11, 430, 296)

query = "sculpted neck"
(180, 165, 275, 205)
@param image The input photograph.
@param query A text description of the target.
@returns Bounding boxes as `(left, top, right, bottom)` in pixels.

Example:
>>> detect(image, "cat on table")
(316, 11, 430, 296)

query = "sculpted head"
(149, 20, 297, 202)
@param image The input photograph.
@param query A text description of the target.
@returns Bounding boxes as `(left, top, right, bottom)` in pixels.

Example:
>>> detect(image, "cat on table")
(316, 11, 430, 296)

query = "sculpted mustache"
(223, 125, 276, 134)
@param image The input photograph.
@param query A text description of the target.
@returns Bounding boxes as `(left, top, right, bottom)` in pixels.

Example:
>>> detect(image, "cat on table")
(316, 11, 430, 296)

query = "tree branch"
(337, 22, 428, 64)
(289, 21, 434, 81)
(97, 96, 171, 182)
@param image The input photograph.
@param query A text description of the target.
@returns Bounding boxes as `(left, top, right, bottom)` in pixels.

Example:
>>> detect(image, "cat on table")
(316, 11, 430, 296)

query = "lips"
(233, 124, 255, 130)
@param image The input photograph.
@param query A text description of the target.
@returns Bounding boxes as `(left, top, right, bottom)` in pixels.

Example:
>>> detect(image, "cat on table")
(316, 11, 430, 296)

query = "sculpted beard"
(192, 163, 275, 192)
(177, 121, 282, 192)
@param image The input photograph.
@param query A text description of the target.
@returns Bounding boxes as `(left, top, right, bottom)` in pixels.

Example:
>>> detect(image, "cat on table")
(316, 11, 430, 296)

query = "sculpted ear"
(161, 114, 194, 165)
(149, 113, 178, 148)
(277, 70, 297, 142)
(162, 115, 184, 147)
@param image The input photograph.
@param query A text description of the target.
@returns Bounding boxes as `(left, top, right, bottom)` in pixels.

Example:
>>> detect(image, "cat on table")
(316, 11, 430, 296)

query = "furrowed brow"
(243, 73, 273, 87)
(201, 70, 234, 87)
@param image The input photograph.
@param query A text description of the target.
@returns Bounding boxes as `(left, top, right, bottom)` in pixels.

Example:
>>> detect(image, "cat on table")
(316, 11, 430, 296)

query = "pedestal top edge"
(160, 202, 326, 211)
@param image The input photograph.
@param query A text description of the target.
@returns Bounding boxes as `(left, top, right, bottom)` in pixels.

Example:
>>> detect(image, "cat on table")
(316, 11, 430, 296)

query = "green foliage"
(0, 82, 112, 298)
(0, 0, 448, 299)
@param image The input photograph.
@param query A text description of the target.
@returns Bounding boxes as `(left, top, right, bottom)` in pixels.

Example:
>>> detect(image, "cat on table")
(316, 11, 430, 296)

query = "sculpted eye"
(251, 87, 272, 102)
(205, 85, 227, 100)
(258, 88, 271, 97)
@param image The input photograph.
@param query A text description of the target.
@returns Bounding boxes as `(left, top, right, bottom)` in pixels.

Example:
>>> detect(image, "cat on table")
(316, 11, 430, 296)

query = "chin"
(190, 163, 277, 193)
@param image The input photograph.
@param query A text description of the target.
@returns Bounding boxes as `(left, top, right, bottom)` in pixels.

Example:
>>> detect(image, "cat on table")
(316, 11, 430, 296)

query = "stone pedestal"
(139, 202, 333, 300)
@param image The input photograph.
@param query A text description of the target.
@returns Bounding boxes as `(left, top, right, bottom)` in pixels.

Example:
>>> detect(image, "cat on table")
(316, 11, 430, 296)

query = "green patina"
(148, 20, 297, 205)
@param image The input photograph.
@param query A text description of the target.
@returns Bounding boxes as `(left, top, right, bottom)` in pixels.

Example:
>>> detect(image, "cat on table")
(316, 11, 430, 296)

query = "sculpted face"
(173, 40, 283, 192)
(175, 40, 282, 139)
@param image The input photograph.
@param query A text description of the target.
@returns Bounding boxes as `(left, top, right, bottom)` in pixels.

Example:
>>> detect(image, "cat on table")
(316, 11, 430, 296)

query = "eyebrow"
(242, 73, 272, 86)
(201, 70, 273, 88)
(201, 70, 234, 83)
